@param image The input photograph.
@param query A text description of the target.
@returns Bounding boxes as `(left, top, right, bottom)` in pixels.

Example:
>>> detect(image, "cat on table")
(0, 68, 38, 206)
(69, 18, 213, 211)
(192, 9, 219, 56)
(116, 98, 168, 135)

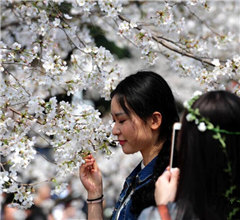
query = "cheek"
(128, 125, 143, 141)
(135, 125, 152, 141)
(121, 122, 135, 137)
(127, 122, 137, 133)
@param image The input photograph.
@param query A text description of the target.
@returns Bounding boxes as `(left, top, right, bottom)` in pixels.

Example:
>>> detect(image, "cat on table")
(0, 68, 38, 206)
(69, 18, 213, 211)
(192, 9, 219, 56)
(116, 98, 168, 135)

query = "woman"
(79, 71, 179, 219)
(139, 90, 240, 220)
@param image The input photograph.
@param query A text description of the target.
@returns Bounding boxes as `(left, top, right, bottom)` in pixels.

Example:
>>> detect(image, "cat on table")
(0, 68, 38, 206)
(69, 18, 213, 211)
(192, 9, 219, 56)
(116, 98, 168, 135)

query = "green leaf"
(207, 123, 214, 130)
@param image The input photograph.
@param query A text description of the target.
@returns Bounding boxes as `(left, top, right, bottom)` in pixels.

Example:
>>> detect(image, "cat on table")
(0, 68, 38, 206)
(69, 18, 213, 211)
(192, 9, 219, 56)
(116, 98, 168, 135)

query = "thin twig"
(185, 4, 222, 37)
(8, 107, 45, 125)
(3, 68, 31, 96)
(151, 35, 215, 66)
(118, 14, 215, 67)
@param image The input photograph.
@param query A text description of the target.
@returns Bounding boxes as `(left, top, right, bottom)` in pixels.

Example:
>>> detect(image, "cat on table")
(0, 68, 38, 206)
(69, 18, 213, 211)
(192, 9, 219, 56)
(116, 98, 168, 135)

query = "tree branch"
(3, 67, 31, 97)
(118, 14, 215, 67)
(185, 4, 222, 37)
(8, 107, 45, 125)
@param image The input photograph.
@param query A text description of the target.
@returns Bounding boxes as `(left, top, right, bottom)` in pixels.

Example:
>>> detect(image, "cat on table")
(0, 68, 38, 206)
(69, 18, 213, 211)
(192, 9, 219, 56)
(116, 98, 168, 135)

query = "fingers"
(83, 154, 93, 160)
(154, 168, 180, 205)
(84, 155, 100, 172)
(80, 156, 95, 175)
(79, 154, 100, 175)
(163, 170, 171, 182)
(170, 168, 180, 183)
(155, 170, 171, 187)
(170, 168, 180, 176)
(81, 154, 94, 167)
(155, 167, 180, 187)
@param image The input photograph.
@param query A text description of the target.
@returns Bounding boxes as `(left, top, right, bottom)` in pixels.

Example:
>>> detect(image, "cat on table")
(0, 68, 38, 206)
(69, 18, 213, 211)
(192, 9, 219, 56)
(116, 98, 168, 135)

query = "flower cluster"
(1, 0, 239, 210)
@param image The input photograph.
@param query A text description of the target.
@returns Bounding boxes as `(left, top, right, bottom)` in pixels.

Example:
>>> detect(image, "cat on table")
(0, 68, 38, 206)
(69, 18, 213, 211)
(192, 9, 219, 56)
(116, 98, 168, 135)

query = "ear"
(150, 111, 162, 130)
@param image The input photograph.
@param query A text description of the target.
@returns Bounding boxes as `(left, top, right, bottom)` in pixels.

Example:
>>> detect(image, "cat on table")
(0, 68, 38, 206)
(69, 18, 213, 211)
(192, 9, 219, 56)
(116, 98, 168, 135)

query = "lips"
(119, 140, 126, 146)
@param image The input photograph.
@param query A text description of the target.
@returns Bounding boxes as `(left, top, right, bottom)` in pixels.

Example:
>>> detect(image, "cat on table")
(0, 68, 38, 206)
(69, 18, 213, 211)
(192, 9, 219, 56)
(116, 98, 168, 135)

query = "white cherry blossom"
(0, 0, 239, 211)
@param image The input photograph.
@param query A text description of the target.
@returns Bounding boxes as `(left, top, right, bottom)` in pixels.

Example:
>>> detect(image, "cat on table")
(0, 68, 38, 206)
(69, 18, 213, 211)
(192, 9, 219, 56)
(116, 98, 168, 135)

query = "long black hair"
(176, 90, 240, 220)
(111, 71, 179, 216)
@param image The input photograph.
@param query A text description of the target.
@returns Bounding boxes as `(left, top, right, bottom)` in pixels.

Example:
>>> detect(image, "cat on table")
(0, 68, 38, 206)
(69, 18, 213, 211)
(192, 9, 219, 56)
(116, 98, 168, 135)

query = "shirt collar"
(137, 156, 157, 182)
(126, 155, 158, 184)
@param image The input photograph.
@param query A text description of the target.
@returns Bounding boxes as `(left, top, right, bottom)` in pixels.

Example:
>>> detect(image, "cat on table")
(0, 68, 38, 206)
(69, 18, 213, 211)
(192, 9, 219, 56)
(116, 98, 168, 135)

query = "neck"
(141, 140, 165, 166)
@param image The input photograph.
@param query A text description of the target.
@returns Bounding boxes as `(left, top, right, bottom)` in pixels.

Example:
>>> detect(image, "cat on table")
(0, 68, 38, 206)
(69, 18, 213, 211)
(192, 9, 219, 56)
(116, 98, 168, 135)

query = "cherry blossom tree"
(1, 0, 239, 215)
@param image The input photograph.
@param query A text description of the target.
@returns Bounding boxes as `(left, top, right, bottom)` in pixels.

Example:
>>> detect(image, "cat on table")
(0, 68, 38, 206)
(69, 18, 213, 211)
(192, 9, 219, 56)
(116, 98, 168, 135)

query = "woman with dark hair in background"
(139, 90, 240, 220)
(79, 71, 179, 219)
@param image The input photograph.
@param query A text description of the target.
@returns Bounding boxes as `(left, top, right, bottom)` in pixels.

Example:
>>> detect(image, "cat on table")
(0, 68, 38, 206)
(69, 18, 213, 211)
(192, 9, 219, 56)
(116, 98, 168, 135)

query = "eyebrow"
(112, 112, 127, 117)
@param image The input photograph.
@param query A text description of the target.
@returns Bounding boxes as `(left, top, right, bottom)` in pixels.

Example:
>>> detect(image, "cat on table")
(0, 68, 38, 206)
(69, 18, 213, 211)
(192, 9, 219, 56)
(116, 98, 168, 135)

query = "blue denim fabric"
(111, 156, 158, 220)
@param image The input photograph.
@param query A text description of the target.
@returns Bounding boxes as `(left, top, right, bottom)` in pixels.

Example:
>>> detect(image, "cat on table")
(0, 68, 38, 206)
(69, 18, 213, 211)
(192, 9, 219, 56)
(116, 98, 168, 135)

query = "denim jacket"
(111, 156, 158, 220)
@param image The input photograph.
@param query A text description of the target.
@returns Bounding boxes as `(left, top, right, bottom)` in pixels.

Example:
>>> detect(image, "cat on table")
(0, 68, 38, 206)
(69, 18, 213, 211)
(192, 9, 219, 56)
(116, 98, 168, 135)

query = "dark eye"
(119, 120, 126, 124)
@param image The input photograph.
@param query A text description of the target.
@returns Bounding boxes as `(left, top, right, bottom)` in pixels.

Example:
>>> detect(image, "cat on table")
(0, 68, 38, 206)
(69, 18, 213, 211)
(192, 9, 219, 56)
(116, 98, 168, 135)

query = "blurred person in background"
(26, 183, 52, 220)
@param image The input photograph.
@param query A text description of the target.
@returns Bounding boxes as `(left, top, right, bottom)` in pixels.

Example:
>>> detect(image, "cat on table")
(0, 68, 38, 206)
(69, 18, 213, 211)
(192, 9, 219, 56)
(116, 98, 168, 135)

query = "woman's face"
(111, 96, 153, 154)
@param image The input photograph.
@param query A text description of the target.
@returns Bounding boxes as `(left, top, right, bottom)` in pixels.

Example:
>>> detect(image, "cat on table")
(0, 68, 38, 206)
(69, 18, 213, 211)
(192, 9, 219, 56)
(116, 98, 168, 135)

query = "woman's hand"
(79, 154, 103, 199)
(154, 167, 180, 205)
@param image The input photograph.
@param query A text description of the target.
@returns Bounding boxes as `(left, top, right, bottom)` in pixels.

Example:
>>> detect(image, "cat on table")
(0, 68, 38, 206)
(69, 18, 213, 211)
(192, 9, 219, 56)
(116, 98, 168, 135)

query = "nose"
(112, 123, 120, 135)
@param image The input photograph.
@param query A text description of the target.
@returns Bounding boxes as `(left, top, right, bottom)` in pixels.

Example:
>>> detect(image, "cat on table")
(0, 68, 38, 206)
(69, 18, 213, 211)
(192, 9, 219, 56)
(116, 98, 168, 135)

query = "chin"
(121, 146, 137, 155)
